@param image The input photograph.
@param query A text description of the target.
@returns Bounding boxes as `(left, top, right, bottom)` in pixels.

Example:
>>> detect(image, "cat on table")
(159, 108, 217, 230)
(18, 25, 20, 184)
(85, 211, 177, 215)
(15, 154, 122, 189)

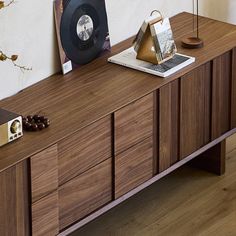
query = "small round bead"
(39, 116, 45, 122)
(27, 115, 33, 122)
(43, 118, 50, 128)
(22, 117, 28, 123)
(38, 123, 45, 130)
(33, 115, 40, 121)
(24, 122, 32, 131)
(31, 123, 38, 131)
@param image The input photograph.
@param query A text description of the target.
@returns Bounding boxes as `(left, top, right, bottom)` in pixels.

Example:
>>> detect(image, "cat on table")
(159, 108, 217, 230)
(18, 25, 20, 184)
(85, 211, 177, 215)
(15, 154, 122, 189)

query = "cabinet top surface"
(0, 12, 236, 172)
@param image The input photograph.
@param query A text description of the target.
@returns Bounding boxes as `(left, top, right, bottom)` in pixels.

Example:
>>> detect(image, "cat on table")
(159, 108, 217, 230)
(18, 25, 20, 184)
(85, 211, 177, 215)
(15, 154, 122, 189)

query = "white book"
(108, 47, 195, 78)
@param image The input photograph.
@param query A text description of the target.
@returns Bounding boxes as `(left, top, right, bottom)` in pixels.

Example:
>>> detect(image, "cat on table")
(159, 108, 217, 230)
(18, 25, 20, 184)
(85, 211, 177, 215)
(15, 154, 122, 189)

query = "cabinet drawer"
(59, 158, 112, 230)
(115, 93, 153, 155)
(32, 191, 59, 236)
(115, 137, 153, 198)
(58, 116, 112, 185)
(31, 145, 58, 203)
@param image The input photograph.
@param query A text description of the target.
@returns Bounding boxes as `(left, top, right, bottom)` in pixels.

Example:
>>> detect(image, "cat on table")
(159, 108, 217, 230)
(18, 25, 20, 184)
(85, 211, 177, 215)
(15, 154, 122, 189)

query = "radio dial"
(10, 120, 21, 134)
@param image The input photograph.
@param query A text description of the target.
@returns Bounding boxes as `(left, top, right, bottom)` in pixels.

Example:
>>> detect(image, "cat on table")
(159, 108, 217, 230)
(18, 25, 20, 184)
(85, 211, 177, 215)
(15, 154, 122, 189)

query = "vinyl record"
(60, 0, 109, 65)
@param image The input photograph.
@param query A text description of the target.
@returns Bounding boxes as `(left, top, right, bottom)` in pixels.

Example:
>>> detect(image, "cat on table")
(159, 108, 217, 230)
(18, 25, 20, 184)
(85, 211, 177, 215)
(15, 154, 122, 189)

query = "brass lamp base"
(181, 37, 204, 49)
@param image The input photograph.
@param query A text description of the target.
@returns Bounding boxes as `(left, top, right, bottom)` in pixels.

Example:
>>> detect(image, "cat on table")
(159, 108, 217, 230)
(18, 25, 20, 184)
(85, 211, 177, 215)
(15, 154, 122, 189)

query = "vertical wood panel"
(59, 159, 112, 230)
(32, 191, 59, 236)
(115, 137, 153, 198)
(153, 90, 159, 175)
(58, 116, 112, 185)
(159, 80, 179, 172)
(31, 145, 58, 203)
(0, 161, 30, 236)
(180, 63, 211, 159)
(212, 51, 231, 139)
(115, 93, 153, 155)
(231, 48, 236, 128)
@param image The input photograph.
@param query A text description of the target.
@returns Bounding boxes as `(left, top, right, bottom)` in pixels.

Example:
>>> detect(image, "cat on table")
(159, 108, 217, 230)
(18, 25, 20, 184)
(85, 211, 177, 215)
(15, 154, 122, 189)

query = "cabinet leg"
(189, 140, 226, 175)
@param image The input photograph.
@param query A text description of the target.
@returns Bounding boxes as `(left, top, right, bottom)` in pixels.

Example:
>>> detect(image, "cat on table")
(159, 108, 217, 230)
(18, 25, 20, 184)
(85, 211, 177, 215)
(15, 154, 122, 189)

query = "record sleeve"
(54, 0, 111, 74)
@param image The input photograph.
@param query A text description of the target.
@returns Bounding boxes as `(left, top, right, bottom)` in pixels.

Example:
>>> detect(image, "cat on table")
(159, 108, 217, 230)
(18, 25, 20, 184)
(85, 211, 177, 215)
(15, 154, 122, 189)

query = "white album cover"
(108, 47, 195, 78)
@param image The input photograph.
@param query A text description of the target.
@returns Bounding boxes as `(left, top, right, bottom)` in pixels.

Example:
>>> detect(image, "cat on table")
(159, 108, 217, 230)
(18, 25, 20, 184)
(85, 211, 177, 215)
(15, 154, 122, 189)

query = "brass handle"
(150, 10, 164, 24)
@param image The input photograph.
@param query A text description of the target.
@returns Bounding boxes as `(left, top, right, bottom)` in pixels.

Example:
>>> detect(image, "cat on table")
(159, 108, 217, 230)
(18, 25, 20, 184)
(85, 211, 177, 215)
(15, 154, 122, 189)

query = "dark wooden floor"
(71, 134, 236, 236)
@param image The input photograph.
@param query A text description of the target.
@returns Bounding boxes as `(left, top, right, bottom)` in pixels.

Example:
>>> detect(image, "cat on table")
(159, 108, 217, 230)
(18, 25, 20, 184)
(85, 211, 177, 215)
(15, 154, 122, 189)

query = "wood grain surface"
(159, 80, 179, 172)
(114, 93, 154, 155)
(212, 51, 231, 139)
(0, 161, 30, 236)
(59, 129, 236, 236)
(115, 137, 153, 198)
(0, 12, 236, 236)
(58, 116, 112, 185)
(68, 134, 236, 236)
(180, 63, 211, 159)
(59, 159, 112, 230)
(232, 48, 236, 128)
(31, 145, 58, 203)
(153, 90, 159, 175)
(1, 13, 236, 173)
(32, 191, 59, 236)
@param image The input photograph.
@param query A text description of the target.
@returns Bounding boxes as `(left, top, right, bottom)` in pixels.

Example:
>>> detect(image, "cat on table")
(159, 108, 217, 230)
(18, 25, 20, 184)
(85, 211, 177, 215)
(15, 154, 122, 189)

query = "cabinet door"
(0, 161, 30, 236)
(58, 116, 112, 185)
(212, 51, 231, 139)
(115, 93, 153, 155)
(159, 80, 179, 172)
(31, 145, 58, 203)
(32, 191, 59, 236)
(30, 145, 59, 236)
(115, 137, 153, 198)
(231, 48, 236, 129)
(59, 159, 112, 230)
(180, 63, 211, 159)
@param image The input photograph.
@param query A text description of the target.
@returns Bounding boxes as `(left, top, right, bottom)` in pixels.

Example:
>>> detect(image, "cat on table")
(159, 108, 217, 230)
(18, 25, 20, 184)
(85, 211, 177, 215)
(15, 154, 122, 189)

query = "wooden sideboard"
(0, 12, 236, 236)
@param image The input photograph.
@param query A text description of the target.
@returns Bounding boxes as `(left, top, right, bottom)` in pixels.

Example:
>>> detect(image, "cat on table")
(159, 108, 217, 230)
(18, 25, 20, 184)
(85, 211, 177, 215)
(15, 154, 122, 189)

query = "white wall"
(0, 0, 234, 101)
(200, 0, 236, 24)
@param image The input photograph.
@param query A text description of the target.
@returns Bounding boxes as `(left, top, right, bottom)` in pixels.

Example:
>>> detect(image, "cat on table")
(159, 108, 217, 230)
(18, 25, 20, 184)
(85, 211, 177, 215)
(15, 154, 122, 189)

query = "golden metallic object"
(10, 120, 21, 134)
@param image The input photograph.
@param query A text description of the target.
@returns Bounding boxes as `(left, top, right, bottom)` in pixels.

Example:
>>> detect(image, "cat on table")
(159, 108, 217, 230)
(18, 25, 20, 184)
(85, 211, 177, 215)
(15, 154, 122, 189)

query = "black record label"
(60, 0, 109, 65)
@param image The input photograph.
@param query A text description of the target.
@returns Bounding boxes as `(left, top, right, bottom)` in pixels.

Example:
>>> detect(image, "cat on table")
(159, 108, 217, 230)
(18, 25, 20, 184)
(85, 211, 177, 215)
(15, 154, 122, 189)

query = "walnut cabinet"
(0, 13, 236, 235)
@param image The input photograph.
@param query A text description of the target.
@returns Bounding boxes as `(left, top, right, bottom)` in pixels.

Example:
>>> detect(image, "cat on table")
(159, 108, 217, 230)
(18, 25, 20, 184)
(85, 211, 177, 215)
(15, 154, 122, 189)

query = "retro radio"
(0, 108, 23, 147)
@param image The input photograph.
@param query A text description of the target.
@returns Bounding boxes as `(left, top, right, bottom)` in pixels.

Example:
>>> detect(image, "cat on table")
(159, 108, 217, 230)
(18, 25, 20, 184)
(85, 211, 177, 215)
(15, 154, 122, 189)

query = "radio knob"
(10, 120, 21, 134)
